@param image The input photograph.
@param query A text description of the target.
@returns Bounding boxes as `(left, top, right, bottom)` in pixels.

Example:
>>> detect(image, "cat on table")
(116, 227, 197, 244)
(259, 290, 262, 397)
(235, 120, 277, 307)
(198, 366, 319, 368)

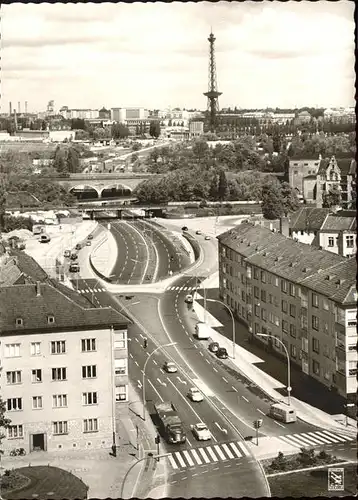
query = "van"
(269, 403, 297, 423)
(39, 234, 51, 243)
(69, 263, 80, 273)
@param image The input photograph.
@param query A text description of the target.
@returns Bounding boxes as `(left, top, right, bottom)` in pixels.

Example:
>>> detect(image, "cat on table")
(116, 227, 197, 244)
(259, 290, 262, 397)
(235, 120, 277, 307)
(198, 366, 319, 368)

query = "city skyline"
(1, 1, 355, 113)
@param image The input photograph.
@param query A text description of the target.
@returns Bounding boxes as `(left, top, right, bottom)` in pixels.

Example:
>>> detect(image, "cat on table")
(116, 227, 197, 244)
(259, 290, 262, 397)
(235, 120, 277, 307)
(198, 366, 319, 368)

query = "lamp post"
(206, 298, 236, 360)
(142, 342, 177, 421)
(257, 333, 291, 406)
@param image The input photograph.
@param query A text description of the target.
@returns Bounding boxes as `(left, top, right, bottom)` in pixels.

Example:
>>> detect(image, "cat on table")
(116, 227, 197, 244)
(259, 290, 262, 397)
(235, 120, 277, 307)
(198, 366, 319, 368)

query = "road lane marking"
(134, 361, 139, 366)
(231, 386, 238, 392)
(199, 352, 204, 356)
(198, 448, 210, 463)
(257, 409, 266, 415)
(137, 380, 142, 389)
(320, 430, 348, 442)
(183, 450, 195, 467)
(174, 452, 186, 468)
(303, 433, 331, 445)
(129, 353, 133, 358)
(212, 367, 218, 372)
(135, 337, 139, 342)
(213, 445, 226, 461)
(148, 379, 163, 402)
(273, 420, 286, 428)
(153, 359, 158, 365)
(168, 455, 178, 469)
(228, 442, 242, 458)
(156, 377, 167, 387)
(222, 377, 228, 383)
(191, 449, 202, 465)
(214, 422, 227, 434)
(281, 434, 315, 447)
(222, 443, 235, 459)
(242, 396, 249, 402)
(206, 446, 218, 462)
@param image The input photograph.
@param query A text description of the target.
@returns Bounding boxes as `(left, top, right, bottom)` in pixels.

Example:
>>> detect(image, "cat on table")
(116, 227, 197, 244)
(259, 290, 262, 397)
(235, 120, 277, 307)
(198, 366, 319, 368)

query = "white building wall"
(291, 230, 316, 245)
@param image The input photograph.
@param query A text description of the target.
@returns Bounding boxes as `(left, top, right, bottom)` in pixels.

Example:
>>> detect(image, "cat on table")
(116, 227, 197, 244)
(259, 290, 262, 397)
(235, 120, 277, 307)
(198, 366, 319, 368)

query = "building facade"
(59, 108, 99, 120)
(189, 121, 204, 137)
(0, 282, 129, 454)
(217, 224, 357, 405)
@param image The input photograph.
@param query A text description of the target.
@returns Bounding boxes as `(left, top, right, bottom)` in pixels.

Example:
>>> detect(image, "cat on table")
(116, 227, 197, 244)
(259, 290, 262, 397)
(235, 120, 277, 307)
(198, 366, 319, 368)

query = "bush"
(298, 447, 317, 466)
(317, 450, 331, 461)
(199, 200, 208, 208)
(270, 451, 287, 471)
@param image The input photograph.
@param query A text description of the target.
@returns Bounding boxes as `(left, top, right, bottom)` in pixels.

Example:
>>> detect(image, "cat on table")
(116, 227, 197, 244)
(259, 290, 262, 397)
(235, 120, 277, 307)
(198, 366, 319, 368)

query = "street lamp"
(256, 333, 291, 406)
(205, 298, 236, 360)
(142, 342, 177, 421)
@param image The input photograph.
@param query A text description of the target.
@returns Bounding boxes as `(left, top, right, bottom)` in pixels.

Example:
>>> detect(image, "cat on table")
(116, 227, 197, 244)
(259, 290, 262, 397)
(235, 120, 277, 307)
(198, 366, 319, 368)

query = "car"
(185, 294, 193, 304)
(216, 347, 228, 359)
(87, 234, 93, 240)
(86, 241, 91, 246)
(204, 236, 211, 240)
(182, 226, 188, 232)
(64, 250, 71, 258)
(39, 235, 50, 243)
(191, 423, 211, 441)
(195, 230, 202, 235)
(163, 361, 178, 373)
(208, 342, 219, 353)
(75, 243, 82, 250)
(187, 387, 204, 402)
(69, 264, 80, 273)
(70, 253, 78, 260)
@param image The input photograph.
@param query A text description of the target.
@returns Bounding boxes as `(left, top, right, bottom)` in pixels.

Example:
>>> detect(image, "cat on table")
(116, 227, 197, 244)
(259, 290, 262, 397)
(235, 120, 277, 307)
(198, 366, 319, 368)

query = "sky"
(1, 1, 355, 113)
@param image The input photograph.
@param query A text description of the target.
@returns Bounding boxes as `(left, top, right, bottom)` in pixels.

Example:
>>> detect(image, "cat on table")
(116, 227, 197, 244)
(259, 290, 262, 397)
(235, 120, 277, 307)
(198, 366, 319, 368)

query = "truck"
(195, 322, 211, 340)
(154, 402, 186, 444)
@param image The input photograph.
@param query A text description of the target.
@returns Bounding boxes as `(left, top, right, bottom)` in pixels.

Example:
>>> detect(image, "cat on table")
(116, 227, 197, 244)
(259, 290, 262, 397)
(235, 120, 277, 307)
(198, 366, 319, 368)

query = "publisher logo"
(328, 468, 344, 491)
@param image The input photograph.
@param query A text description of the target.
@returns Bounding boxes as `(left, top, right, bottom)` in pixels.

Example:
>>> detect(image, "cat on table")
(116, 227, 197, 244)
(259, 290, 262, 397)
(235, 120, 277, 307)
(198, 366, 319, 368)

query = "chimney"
(18, 101, 21, 114)
(36, 281, 41, 296)
(279, 214, 290, 237)
(25, 101, 28, 114)
(9, 102, 12, 116)
(14, 109, 18, 130)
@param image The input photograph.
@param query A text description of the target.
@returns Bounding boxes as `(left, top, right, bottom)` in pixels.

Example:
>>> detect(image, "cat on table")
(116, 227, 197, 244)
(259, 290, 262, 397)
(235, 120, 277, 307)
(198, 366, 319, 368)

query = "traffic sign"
(287, 386, 292, 392)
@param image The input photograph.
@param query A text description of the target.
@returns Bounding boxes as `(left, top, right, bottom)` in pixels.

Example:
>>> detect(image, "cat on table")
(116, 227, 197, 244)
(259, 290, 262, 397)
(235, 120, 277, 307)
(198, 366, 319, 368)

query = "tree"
(132, 142, 141, 152)
(272, 131, 282, 153)
(209, 174, 218, 200)
(192, 139, 209, 162)
(0, 183, 7, 231)
(53, 146, 68, 176)
(270, 452, 287, 471)
(218, 169, 228, 201)
(111, 123, 130, 140)
(149, 121, 161, 139)
(168, 119, 172, 126)
(298, 447, 317, 466)
(66, 147, 80, 173)
(280, 181, 300, 213)
(261, 182, 285, 219)
(323, 184, 342, 208)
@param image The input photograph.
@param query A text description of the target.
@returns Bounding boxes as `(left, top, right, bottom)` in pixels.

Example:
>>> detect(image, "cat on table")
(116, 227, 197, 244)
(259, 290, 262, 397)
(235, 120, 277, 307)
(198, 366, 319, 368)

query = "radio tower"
(203, 31, 222, 132)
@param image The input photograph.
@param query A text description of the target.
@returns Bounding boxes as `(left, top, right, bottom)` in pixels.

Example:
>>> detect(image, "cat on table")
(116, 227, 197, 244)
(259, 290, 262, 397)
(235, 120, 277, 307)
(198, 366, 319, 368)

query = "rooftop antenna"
(203, 29, 222, 133)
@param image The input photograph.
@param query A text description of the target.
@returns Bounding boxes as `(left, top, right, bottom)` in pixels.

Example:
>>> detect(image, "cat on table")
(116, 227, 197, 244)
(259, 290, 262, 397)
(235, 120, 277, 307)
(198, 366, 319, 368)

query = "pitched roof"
(289, 208, 330, 231)
(337, 158, 356, 176)
(321, 215, 356, 231)
(0, 283, 129, 334)
(218, 224, 356, 304)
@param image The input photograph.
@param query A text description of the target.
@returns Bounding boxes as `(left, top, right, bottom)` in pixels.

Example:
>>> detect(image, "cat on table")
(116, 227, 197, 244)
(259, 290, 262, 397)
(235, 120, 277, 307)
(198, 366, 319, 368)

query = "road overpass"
(54, 172, 162, 199)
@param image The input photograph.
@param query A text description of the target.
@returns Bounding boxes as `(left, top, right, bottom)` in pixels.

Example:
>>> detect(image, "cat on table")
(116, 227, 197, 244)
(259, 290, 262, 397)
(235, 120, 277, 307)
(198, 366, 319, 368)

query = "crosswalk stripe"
(190, 449, 202, 465)
(214, 444, 227, 460)
(319, 430, 347, 443)
(183, 450, 195, 466)
(236, 441, 250, 456)
(174, 452, 186, 468)
(300, 433, 329, 445)
(281, 434, 315, 447)
(198, 448, 210, 463)
(279, 435, 300, 448)
(168, 454, 178, 469)
(222, 443, 235, 459)
(308, 432, 336, 444)
(206, 446, 218, 462)
(183, 287, 188, 291)
(229, 442, 242, 458)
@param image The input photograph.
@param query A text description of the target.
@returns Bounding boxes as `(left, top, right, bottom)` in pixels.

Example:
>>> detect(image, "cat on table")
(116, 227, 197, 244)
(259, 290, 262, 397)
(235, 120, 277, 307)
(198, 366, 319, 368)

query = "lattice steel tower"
(203, 31, 222, 132)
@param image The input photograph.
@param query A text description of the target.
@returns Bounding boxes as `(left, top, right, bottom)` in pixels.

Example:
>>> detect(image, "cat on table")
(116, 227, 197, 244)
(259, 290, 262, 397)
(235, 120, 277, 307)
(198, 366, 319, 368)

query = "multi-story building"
(217, 223, 357, 407)
(59, 108, 99, 120)
(189, 121, 204, 137)
(110, 108, 148, 123)
(0, 257, 130, 454)
(289, 207, 331, 245)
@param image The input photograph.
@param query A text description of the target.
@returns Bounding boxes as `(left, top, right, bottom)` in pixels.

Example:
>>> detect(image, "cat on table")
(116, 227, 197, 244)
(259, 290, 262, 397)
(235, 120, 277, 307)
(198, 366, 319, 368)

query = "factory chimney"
(18, 101, 21, 114)
(9, 102, 12, 116)
(25, 101, 28, 114)
(14, 109, 18, 131)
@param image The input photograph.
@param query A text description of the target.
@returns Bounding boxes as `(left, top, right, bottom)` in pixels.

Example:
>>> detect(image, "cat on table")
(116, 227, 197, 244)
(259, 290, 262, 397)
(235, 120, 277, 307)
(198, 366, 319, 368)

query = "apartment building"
(0, 281, 129, 454)
(218, 224, 357, 406)
(59, 108, 99, 120)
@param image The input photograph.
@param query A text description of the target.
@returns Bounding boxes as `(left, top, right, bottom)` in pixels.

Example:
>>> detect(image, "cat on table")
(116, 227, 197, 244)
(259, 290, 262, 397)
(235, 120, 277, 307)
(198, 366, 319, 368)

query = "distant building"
(294, 110, 312, 126)
(110, 108, 148, 122)
(59, 108, 99, 120)
(289, 207, 331, 245)
(318, 213, 356, 257)
(98, 107, 111, 120)
(189, 121, 204, 137)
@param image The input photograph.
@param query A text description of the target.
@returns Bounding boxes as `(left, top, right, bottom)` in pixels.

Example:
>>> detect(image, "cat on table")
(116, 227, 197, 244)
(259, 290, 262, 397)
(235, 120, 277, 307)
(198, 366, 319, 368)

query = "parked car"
(75, 243, 82, 250)
(86, 241, 91, 246)
(163, 361, 178, 373)
(187, 387, 204, 402)
(39, 234, 50, 243)
(64, 250, 71, 258)
(185, 294, 193, 304)
(216, 347, 228, 359)
(182, 226, 188, 231)
(191, 423, 211, 441)
(208, 342, 219, 353)
(70, 253, 78, 260)
(87, 234, 94, 240)
(69, 263, 80, 273)
(196, 230, 202, 235)
(204, 236, 211, 240)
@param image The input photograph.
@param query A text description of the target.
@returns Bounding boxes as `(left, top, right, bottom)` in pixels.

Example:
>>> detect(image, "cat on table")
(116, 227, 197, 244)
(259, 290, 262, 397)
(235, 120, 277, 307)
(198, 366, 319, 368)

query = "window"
(115, 385, 128, 402)
(83, 392, 98, 405)
(241, 290, 246, 302)
(51, 341, 66, 354)
(323, 345, 329, 358)
(312, 315, 319, 331)
(346, 235, 354, 248)
(289, 304, 296, 318)
(261, 271, 266, 283)
(282, 320, 288, 333)
(6, 371, 21, 384)
(253, 268, 259, 280)
(47, 315, 55, 324)
(83, 418, 98, 433)
(255, 323, 260, 334)
(281, 280, 288, 293)
(7, 398, 22, 411)
(32, 396, 43, 409)
(290, 345, 297, 358)
(289, 324, 296, 338)
(282, 300, 288, 313)
(323, 321, 329, 335)
(53, 421, 68, 435)
(52, 367, 67, 381)
(322, 298, 329, 311)
(82, 365, 97, 379)
(16, 317, 23, 327)
(261, 308, 267, 322)
(30, 342, 41, 356)
(53, 394, 68, 408)
(274, 315, 280, 327)
(328, 237, 334, 247)
(7, 425, 23, 439)
(312, 337, 320, 354)
(254, 305, 260, 317)
(5, 343, 20, 357)
(32, 369, 42, 383)
(312, 360, 320, 376)
(82, 338, 96, 352)
(312, 293, 319, 308)
(289, 283, 296, 297)
(261, 290, 266, 302)
(254, 286, 260, 299)
(115, 358, 127, 376)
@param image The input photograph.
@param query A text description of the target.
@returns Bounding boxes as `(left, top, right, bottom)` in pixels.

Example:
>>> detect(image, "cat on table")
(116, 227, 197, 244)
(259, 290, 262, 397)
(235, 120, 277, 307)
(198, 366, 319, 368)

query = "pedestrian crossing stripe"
(166, 286, 197, 292)
(278, 430, 354, 449)
(78, 287, 106, 294)
(167, 441, 250, 469)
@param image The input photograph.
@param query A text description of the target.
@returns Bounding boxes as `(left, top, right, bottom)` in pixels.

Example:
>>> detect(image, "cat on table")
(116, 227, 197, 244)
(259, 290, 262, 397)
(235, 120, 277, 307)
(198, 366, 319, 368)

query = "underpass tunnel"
(101, 184, 132, 199)
(69, 185, 100, 201)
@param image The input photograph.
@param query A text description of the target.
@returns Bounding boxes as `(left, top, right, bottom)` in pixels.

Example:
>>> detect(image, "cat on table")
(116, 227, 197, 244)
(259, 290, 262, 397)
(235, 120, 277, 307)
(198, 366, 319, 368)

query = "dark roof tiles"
(289, 208, 330, 231)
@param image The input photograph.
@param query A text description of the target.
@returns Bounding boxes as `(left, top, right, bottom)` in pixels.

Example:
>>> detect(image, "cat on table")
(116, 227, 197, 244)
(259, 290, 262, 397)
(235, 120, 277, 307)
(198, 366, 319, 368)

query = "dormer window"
(47, 315, 55, 324)
(16, 318, 23, 327)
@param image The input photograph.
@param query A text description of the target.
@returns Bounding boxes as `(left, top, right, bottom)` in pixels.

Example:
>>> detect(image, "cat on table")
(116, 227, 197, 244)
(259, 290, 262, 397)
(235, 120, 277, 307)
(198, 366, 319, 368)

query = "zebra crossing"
(77, 287, 107, 294)
(166, 285, 197, 292)
(167, 441, 250, 470)
(278, 430, 355, 449)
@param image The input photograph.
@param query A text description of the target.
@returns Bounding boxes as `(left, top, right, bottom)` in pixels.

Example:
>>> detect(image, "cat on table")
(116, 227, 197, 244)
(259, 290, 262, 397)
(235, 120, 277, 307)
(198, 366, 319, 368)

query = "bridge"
(54, 173, 163, 200)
